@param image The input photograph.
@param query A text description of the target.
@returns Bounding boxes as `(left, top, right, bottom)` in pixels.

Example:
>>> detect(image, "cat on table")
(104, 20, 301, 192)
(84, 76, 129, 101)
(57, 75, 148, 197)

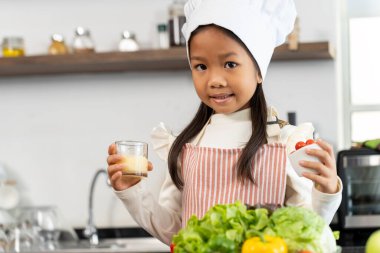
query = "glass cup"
(115, 141, 148, 178)
(14, 206, 62, 251)
(8, 225, 34, 252)
(0, 226, 8, 252)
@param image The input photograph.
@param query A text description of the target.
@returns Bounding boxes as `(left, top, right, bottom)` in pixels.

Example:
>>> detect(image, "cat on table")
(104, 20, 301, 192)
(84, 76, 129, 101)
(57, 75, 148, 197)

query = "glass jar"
(118, 31, 139, 52)
(48, 34, 69, 55)
(72, 27, 95, 54)
(157, 24, 169, 49)
(168, 0, 186, 47)
(2, 37, 25, 57)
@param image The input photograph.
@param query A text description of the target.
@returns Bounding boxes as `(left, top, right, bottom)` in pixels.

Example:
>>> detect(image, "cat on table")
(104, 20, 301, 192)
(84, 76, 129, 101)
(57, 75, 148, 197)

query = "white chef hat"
(182, 0, 297, 80)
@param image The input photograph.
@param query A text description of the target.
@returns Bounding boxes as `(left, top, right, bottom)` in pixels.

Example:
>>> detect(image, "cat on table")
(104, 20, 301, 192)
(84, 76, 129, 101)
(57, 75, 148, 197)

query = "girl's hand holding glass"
(107, 143, 153, 191)
(299, 139, 339, 194)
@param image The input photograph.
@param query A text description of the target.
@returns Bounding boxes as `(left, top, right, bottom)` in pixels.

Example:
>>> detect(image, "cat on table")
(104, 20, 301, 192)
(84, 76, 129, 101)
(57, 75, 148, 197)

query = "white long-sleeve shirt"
(114, 107, 342, 245)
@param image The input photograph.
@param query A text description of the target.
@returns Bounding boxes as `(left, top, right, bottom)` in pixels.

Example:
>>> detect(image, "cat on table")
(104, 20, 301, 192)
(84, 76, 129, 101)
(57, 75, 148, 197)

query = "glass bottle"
(48, 34, 69, 55)
(157, 24, 169, 49)
(118, 31, 139, 52)
(287, 17, 300, 51)
(168, 0, 186, 47)
(72, 27, 95, 54)
(2, 37, 25, 57)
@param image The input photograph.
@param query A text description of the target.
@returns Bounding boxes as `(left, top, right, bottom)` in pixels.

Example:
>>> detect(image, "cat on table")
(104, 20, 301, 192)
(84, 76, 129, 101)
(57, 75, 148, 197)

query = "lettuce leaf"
(172, 202, 336, 253)
(172, 201, 268, 253)
(265, 206, 328, 253)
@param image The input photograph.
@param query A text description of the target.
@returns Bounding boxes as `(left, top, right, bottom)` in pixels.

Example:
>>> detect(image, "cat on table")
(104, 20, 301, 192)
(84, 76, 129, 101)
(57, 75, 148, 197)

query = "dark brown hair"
(168, 25, 268, 190)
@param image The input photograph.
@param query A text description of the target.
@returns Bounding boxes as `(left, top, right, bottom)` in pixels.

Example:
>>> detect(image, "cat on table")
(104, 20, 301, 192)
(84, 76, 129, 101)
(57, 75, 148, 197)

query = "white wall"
(348, 0, 380, 17)
(0, 0, 338, 229)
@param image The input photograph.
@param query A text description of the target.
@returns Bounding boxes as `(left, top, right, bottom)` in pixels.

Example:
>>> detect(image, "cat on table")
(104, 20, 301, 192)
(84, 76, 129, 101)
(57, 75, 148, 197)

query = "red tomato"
(170, 243, 175, 253)
(295, 141, 306, 150)
(298, 250, 314, 253)
(305, 139, 315, 145)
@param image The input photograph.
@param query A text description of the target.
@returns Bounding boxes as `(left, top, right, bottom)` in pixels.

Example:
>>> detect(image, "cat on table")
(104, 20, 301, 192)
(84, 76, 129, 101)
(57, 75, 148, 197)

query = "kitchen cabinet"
(0, 42, 334, 77)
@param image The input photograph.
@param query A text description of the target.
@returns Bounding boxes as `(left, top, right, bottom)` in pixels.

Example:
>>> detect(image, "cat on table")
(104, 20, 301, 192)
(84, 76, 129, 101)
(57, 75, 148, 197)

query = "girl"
(107, 0, 342, 246)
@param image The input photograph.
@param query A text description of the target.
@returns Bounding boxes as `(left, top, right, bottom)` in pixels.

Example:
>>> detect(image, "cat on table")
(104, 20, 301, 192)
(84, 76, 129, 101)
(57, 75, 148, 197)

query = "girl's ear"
(256, 72, 263, 84)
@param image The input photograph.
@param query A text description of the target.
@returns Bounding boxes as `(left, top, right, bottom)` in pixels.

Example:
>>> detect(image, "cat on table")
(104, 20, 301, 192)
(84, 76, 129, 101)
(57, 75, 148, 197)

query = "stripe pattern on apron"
(181, 142, 287, 227)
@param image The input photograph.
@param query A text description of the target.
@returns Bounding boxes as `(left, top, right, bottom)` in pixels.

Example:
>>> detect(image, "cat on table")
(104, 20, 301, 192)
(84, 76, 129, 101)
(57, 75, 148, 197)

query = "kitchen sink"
(23, 238, 170, 253)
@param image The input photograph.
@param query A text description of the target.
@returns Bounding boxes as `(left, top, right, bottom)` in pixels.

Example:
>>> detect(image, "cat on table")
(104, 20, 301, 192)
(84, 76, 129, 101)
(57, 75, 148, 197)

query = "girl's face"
(189, 26, 262, 114)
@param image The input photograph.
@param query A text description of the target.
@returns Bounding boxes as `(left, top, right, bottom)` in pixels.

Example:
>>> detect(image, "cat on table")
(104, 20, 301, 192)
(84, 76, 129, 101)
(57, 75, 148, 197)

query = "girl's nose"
(207, 70, 227, 88)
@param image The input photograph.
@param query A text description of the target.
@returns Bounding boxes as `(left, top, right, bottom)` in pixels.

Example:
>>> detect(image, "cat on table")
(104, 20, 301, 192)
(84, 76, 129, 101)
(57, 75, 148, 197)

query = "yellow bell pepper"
(241, 235, 288, 253)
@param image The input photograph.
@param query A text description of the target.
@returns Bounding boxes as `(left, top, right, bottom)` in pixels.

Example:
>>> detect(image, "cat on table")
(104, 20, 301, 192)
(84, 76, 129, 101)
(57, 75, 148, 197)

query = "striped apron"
(180, 124, 287, 227)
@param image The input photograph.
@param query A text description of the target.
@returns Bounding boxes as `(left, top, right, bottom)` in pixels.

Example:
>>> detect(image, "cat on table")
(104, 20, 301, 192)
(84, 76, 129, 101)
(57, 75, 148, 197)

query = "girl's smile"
(209, 93, 235, 104)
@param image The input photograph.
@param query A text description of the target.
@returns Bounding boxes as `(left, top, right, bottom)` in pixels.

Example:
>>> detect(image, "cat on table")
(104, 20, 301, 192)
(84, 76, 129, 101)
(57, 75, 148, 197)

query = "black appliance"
(337, 148, 380, 229)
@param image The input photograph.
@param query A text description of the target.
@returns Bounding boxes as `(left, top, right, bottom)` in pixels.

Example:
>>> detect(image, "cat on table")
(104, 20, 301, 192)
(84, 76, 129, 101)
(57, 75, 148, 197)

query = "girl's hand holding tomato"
(107, 143, 154, 191)
(298, 139, 339, 194)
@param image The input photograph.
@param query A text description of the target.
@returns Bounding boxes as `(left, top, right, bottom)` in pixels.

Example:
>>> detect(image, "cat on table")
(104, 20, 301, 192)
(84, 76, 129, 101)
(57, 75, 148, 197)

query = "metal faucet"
(83, 169, 109, 246)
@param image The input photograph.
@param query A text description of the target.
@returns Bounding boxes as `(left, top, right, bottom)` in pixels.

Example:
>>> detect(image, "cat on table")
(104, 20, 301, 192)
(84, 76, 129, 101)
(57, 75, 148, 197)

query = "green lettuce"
(172, 202, 337, 253)
(172, 201, 268, 253)
(265, 206, 327, 253)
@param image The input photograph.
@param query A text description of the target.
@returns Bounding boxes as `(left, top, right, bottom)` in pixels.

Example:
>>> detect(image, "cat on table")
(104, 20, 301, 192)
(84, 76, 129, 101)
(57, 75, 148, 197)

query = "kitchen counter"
(336, 228, 376, 247)
(16, 242, 366, 253)
(342, 246, 365, 253)
(20, 246, 364, 253)
(24, 251, 365, 253)
(62, 228, 368, 253)
(19, 238, 170, 253)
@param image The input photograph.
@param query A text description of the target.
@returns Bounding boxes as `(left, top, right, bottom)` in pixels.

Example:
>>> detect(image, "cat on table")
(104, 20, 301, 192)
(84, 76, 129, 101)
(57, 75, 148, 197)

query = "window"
(341, 1, 380, 146)
(349, 17, 380, 106)
(351, 111, 380, 141)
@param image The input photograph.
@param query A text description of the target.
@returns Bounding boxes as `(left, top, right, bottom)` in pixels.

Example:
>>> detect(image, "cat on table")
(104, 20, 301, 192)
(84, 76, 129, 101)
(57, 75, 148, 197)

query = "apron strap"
(266, 106, 282, 144)
(192, 117, 211, 146)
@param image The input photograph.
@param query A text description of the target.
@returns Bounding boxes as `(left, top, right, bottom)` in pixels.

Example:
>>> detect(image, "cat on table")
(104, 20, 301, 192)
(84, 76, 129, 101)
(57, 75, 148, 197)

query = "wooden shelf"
(0, 42, 334, 77)
(273, 42, 335, 61)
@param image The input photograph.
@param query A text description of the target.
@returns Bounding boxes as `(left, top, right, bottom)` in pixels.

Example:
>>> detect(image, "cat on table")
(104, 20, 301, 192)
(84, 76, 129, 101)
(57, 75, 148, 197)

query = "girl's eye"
(195, 64, 207, 71)
(225, 62, 237, 69)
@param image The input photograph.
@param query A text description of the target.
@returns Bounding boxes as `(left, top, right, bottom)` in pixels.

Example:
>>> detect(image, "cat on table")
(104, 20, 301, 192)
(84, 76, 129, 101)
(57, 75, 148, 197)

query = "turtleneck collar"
(210, 108, 251, 125)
